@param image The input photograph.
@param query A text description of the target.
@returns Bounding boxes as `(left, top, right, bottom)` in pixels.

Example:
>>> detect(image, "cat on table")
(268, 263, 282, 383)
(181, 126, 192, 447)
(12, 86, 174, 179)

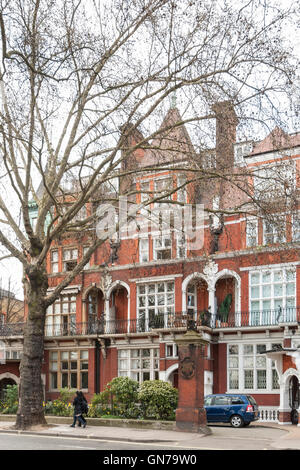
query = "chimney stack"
(212, 101, 238, 169)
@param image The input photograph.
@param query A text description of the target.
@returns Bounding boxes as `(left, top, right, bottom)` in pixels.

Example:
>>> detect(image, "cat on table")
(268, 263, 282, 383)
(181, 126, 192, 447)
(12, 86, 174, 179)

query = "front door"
(289, 376, 300, 424)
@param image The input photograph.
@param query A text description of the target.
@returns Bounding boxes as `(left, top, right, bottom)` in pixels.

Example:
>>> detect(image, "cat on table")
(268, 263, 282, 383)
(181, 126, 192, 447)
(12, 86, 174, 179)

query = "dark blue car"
(204, 394, 259, 428)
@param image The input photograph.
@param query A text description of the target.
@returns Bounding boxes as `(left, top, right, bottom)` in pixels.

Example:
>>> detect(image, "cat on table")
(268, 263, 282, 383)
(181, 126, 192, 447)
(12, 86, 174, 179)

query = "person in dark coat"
(70, 391, 88, 428)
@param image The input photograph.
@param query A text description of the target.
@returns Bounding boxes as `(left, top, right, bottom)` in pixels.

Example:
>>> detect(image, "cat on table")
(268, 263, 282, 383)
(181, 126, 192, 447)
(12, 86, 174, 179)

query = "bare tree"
(0, 0, 298, 429)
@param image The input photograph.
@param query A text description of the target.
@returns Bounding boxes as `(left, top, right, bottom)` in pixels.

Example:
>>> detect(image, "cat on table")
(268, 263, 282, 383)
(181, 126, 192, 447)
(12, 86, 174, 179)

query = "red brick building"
(1, 103, 300, 424)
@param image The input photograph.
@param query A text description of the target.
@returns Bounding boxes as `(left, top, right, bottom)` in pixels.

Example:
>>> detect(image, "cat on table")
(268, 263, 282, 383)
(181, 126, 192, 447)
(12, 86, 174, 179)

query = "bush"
(1, 384, 19, 414)
(138, 380, 178, 421)
(107, 376, 139, 411)
(59, 387, 76, 405)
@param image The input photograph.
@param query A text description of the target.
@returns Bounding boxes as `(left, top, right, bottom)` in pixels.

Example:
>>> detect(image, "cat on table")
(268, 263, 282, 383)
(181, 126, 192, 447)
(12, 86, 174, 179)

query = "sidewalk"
(0, 419, 299, 449)
(0, 419, 209, 447)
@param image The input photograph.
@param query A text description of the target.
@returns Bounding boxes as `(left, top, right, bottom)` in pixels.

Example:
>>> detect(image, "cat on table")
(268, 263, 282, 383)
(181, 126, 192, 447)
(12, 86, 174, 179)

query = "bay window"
(228, 343, 280, 392)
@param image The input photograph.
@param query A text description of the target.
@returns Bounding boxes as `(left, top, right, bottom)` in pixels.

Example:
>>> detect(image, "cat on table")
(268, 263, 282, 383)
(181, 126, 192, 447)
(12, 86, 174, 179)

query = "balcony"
(0, 307, 299, 339)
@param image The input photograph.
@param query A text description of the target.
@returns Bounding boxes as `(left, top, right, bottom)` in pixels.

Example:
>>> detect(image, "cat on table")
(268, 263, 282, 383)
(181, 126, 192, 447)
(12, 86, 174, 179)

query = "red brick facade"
(1, 103, 300, 424)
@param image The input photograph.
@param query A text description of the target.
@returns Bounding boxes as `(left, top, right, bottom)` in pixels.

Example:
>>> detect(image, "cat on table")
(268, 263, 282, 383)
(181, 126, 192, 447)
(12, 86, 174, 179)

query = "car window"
(204, 396, 213, 406)
(214, 396, 231, 406)
(247, 396, 257, 406)
(231, 397, 244, 405)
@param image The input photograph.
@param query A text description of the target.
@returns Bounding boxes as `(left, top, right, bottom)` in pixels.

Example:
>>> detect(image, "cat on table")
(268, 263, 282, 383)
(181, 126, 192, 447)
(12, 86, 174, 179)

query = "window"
(118, 348, 159, 384)
(243, 344, 267, 390)
(63, 248, 78, 272)
(186, 283, 196, 316)
(139, 238, 149, 263)
(249, 267, 296, 325)
(154, 178, 173, 209)
(176, 175, 187, 203)
(45, 294, 77, 336)
(51, 250, 59, 273)
(153, 235, 172, 260)
(292, 212, 300, 241)
(49, 350, 89, 390)
(228, 343, 281, 392)
(176, 232, 187, 258)
(246, 219, 258, 247)
(263, 217, 286, 245)
(214, 396, 231, 406)
(166, 344, 178, 358)
(228, 344, 239, 389)
(83, 246, 91, 270)
(137, 281, 175, 330)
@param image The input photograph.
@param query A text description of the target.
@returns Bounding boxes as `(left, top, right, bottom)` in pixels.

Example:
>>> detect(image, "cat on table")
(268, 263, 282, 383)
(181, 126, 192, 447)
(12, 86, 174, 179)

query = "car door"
(205, 395, 231, 422)
(204, 396, 214, 422)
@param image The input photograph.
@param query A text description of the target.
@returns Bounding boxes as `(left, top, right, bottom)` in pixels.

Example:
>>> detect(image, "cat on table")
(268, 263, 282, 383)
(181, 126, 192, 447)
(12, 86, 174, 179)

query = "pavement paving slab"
(0, 420, 299, 450)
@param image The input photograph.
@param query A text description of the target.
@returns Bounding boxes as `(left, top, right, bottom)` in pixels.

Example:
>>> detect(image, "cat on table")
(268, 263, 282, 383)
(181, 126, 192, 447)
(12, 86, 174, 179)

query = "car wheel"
(230, 414, 244, 428)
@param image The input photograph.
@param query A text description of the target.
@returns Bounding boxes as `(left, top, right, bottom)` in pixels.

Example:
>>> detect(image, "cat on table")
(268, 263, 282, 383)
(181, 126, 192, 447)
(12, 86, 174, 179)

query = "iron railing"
(0, 306, 299, 338)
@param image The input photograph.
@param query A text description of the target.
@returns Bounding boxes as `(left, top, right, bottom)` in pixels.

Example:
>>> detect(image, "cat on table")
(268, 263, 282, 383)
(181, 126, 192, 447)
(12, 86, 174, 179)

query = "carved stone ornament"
(99, 272, 113, 294)
(179, 356, 195, 379)
(203, 260, 218, 279)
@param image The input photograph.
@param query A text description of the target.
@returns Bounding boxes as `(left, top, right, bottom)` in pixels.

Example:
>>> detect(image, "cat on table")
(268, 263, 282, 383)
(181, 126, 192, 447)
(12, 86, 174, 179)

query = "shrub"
(59, 387, 76, 405)
(106, 376, 139, 418)
(138, 380, 178, 420)
(1, 384, 19, 414)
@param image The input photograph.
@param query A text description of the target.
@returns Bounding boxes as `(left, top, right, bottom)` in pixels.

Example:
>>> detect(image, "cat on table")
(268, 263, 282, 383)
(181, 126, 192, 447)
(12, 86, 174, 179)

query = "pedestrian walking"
(70, 391, 88, 428)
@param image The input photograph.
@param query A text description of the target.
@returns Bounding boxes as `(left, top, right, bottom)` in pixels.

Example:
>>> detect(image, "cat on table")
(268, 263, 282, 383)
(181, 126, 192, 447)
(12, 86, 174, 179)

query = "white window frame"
(227, 342, 281, 393)
(153, 234, 172, 260)
(63, 247, 78, 272)
(118, 347, 159, 384)
(137, 281, 175, 330)
(246, 218, 258, 247)
(51, 249, 59, 273)
(249, 267, 296, 325)
(139, 237, 149, 263)
(165, 343, 178, 358)
(176, 232, 187, 258)
(263, 216, 286, 245)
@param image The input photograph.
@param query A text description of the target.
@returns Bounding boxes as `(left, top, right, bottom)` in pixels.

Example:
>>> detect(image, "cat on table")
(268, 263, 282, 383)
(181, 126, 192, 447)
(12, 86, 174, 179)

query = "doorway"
(289, 376, 299, 425)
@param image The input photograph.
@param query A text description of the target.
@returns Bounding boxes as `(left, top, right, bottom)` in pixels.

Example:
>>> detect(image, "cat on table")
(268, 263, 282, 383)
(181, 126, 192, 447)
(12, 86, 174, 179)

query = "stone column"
(175, 328, 211, 434)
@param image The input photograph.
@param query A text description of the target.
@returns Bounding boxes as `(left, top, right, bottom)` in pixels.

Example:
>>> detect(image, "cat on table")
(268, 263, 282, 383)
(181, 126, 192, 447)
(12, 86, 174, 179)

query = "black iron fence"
(0, 306, 299, 338)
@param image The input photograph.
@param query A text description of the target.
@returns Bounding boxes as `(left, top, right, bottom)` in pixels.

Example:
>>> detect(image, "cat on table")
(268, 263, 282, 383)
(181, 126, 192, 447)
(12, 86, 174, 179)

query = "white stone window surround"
(227, 341, 281, 394)
(136, 280, 175, 330)
(117, 347, 159, 383)
(248, 266, 296, 324)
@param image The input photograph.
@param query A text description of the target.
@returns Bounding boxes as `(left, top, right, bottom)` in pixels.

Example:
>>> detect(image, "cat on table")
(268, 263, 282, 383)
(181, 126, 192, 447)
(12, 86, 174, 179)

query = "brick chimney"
(119, 123, 145, 195)
(212, 101, 238, 169)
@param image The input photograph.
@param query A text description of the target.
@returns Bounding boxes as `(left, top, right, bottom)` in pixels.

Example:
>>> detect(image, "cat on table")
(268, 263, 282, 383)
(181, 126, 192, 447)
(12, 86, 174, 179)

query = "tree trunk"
(15, 265, 48, 430)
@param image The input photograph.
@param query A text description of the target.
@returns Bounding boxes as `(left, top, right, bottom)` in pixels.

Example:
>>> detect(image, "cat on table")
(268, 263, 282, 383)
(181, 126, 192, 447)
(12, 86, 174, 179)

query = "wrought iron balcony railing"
(0, 307, 299, 338)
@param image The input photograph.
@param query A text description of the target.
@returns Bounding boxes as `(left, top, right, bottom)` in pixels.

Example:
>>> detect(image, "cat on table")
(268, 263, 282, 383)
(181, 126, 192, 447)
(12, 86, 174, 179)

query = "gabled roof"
(140, 107, 195, 168)
(251, 126, 300, 156)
